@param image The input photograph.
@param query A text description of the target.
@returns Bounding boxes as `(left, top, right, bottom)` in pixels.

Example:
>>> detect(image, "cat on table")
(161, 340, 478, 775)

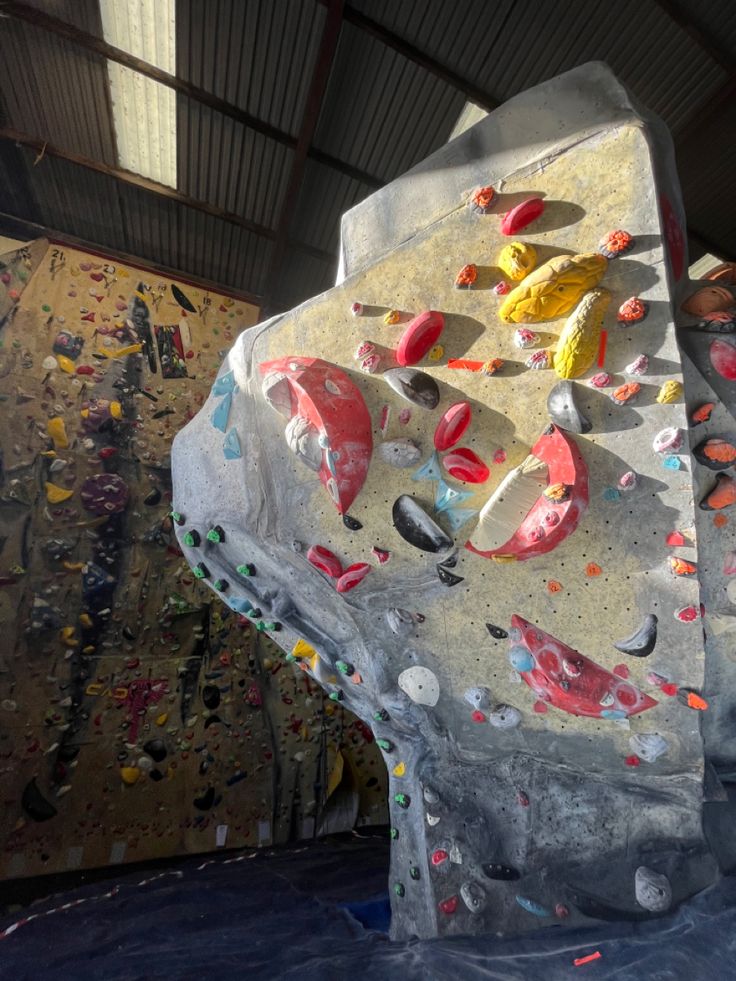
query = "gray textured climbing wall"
(172, 64, 720, 939)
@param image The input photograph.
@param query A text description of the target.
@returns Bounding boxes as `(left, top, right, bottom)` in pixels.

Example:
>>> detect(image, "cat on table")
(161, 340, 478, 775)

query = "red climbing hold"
(433, 402, 472, 451)
(431, 849, 449, 866)
(336, 563, 372, 593)
(442, 447, 490, 483)
(625, 755, 640, 767)
(471, 710, 486, 723)
(438, 895, 458, 915)
(396, 311, 445, 367)
(307, 545, 343, 578)
(661, 683, 678, 696)
(710, 338, 736, 380)
(500, 197, 544, 235)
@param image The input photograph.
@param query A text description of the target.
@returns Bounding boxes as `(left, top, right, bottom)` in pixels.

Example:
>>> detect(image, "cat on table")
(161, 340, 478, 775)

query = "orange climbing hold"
(670, 557, 697, 577)
(547, 580, 562, 593)
(585, 563, 602, 577)
(455, 263, 478, 288)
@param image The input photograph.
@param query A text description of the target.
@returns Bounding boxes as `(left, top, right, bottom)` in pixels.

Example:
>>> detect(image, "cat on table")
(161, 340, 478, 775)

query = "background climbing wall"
(0, 241, 388, 880)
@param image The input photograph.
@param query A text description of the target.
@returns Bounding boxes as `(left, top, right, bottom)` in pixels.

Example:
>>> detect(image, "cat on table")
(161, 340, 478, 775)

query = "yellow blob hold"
(56, 355, 75, 374)
(497, 242, 537, 281)
(428, 345, 444, 361)
(63, 561, 85, 571)
(551, 288, 611, 379)
(120, 766, 140, 785)
(324, 702, 336, 716)
(491, 554, 518, 564)
(383, 309, 400, 325)
(79, 613, 93, 628)
(45, 482, 74, 504)
(110, 400, 123, 419)
(85, 682, 104, 696)
(499, 253, 608, 324)
(292, 638, 316, 660)
(47, 416, 69, 450)
(656, 380, 683, 404)
(82, 645, 95, 655)
(58, 626, 78, 647)
(96, 343, 143, 360)
(156, 712, 168, 726)
(392, 761, 406, 777)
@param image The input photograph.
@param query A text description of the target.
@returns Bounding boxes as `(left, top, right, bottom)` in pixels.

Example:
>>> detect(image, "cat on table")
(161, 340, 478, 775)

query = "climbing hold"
(461, 881, 487, 913)
(183, 530, 201, 547)
(694, 437, 736, 470)
(436, 563, 464, 587)
(378, 439, 422, 468)
(469, 185, 495, 213)
(236, 563, 255, 577)
(143, 487, 162, 506)
(625, 354, 649, 375)
(619, 471, 637, 491)
(526, 350, 551, 370)
(80, 473, 129, 514)
(390, 828, 399, 840)
(384, 366, 440, 409)
(709, 338, 736, 379)
(393, 762, 405, 777)
(482, 863, 520, 880)
(551, 289, 611, 379)
(508, 645, 535, 673)
(47, 416, 69, 450)
(120, 766, 141, 785)
(392, 495, 453, 552)
(677, 688, 708, 710)
(652, 427, 683, 454)
(486, 623, 508, 640)
(670, 556, 697, 576)
(442, 447, 489, 483)
(617, 297, 648, 324)
(599, 229, 634, 258)
(613, 614, 658, 657)
(695, 311, 736, 332)
(396, 311, 445, 367)
(193, 787, 216, 811)
(589, 371, 612, 388)
(336, 562, 371, 593)
(213, 579, 228, 592)
(193, 562, 210, 580)
(212, 370, 236, 395)
(546, 380, 592, 434)
(307, 545, 342, 578)
(21, 778, 57, 822)
(223, 428, 242, 459)
(45, 482, 74, 504)
(700, 473, 736, 510)
(387, 608, 421, 636)
(682, 286, 735, 316)
(675, 605, 701, 622)
(409, 866, 420, 880)
(499, 252, 607, 324)
(350, 301, 363, 316)
(656, 380, 683, 404)
(434, 403, 472, 451)
(376, 738, 393, 752)
(438, 896, 458, 915)
(394, 883, 405, 897)
(372, 546, 391, 564)
(630, 733, 668, 762)
(513, 327, 539, 349)
(501, 197, 544, 235)
(498, 242, 537, 281)
(398, 666, 440, 706)
(207, 525, 225, 544)
(464, 686, 491, 710)
(691, 402, 715, 426)
(488, 704, 521, 729)
(383, 309, 401, 325)
(635, 867, 671, 912)
(455, 264, 477, 288)
(170, 510, 185, 525)
(516, 896, 552, 917)
(494, 280, 510, 295)
(394, 793, 410, 809)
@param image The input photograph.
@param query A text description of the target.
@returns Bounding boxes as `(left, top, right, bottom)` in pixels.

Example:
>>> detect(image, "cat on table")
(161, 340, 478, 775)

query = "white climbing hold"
(629, 732, 668, 762)
(635, 866, 671, 912)
(398, 666, 440, 706)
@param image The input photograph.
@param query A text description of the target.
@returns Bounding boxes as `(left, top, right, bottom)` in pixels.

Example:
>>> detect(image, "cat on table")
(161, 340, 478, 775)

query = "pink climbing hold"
(336, 562, 372, 593)
(431, 849, 449, 866)
(710, 338, 736, 380)
(396, 311, 445, 367)
(613, 664, 629, 679)
(372, 546, 391, 565)
(433, 402, 472, 451)
(442, 447, 490, 483)
(471, 710, 486, 723)
(307, 545, 343, 578)
(533, 700, 548, 714)
(665, 531, 686, 547)
(500, 197, 545, 235)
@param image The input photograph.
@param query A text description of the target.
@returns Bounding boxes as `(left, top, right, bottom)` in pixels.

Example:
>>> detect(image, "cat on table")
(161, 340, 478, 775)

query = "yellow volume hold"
(550, 288, 611, 379)
(499, 252, 607, 323)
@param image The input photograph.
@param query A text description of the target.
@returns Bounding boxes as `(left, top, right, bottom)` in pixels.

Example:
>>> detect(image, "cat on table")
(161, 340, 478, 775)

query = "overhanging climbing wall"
(0, 241, 388, 880)
(173, 63, 719, 940)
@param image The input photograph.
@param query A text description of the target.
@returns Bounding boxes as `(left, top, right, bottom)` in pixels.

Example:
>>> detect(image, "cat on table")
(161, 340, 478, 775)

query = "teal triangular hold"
(435, 479, 473, 513)
(212, 370, 236, 395)
(229, 597, 254, 615)
(444, 507, 478, 531)
(211, 391, 232, 432)
(223, 427, 241, 459)
(412, 450, 441, 482)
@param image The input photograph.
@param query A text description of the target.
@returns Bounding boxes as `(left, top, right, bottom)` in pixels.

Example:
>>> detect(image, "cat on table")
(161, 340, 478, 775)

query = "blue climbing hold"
(435, 479, 473, 513)
(515, 895, 551, 917)
(663, 455, 681, 471)
(602, 487, 621, 502)
(412, 451, 442, 482)
(508, 645, 534, 673)
(229, 597, 254, 615)
(223, 428, 242, 459)
(601, 708, 628, 720)
(444, 507, 478, 531)
(212, 370, 236, 396)
(212, 392, 232, 432)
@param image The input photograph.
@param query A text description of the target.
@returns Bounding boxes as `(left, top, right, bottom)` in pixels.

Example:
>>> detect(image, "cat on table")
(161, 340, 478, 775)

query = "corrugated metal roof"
(0, 0, 734, 311)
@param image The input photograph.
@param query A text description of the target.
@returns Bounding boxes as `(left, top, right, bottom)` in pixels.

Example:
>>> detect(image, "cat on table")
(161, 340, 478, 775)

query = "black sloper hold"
(486, 623, 508, 640)
(22, 778, 58, 822)
(567, 886, 660, 922)
(193, 786, 216, 811)
(613, 613, 658, 657)
(343, 514, 362, 531)
(482, 863, 520, 881)
(143, 738, 167, 763)
(437, 564, 464, 587)
(393, 495, 453, 553)
(202, 684, 221, 710)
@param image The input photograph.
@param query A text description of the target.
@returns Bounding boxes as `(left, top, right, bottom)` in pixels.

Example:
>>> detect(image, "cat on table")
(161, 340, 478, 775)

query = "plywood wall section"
(0, 242, 388, 879)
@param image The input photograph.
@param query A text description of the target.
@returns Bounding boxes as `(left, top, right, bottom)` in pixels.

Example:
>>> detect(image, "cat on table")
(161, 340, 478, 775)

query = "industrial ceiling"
(0, 0, 734, 315)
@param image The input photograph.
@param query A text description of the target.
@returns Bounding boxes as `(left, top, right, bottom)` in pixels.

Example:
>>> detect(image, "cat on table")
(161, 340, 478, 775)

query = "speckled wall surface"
(172, 64, 719, 939)
(0, 241, 388, 880)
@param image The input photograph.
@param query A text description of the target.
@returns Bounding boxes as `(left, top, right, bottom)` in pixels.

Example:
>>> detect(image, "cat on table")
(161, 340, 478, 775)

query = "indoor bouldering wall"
(0, 240, 388, 881)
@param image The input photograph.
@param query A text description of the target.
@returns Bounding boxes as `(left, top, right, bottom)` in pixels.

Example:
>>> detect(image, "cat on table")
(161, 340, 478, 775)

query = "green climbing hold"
(183, 530, 201, 547)
(410, 866, 420, 880)
(207, 525, 225, 544)
(390, 827, 399, 840)
(285, 653, 296, 663)
(336, 660, 354, 675)
(236, 563, 255, 577)
(213, 579, 229, 592)
(376, 738, 393, 752)
(170, 511, 185, 525)
(193, 562, 209, 580)
(374, 709, 390, 722)
(394, 793, 410, 809)
(394, 883, 405, 897)
(329, 691, 344, 702)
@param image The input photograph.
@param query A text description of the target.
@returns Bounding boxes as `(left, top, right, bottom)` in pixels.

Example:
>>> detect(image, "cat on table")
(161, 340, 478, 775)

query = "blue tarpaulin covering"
(0, 834, 734, 980)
